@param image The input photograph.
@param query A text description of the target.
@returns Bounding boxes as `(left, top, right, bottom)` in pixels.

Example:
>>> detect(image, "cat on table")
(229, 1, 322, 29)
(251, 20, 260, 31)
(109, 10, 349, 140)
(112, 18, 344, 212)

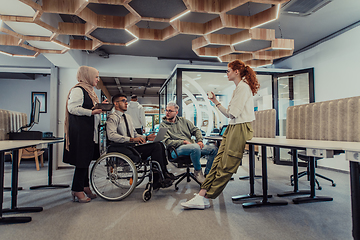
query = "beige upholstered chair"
(18, 147, 45, 171)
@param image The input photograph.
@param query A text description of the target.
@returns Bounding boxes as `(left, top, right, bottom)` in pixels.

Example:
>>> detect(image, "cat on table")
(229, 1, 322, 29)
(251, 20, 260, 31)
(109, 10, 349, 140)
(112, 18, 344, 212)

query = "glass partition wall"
(273, 68, 314, 164)
(160, 66, 274, 136)
(182, 70, 231, 136)
(159, 66, 314, 163)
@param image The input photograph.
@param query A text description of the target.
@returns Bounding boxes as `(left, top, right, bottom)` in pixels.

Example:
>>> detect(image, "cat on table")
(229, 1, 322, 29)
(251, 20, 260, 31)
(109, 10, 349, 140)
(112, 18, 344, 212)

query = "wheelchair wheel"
(90, 152, 138, 201)
(135, 161, 148, 186)
(142, 189, 151, 202)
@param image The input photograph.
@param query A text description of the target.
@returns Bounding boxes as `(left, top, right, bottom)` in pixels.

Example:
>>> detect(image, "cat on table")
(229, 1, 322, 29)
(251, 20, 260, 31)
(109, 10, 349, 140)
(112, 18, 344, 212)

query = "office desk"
(241, 137, 360, 240)
(0, 139, 66, 224)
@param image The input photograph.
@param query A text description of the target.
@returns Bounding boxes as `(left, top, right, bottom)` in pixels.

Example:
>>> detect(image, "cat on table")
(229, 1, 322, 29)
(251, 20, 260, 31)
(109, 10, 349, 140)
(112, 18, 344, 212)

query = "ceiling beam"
(114, 77, 123, 94)
(0, 72, 36, 80)
(106, 82, 163, 88)
(96, 78, 112, 101)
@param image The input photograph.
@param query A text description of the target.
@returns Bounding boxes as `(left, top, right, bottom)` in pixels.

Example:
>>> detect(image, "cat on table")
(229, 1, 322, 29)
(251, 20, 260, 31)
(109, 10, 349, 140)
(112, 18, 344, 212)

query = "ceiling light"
(251, 4, 280, 29)
(125, 38, 138, 47)
(232, 38, 251, 46)
(13, 54, 36, 58)
(217, 57, 222, 62)
(170, 10, 191, 22)
(0, 50, 13, 57)
(125, 29, 138, 39)
(272, 47, 293, 50)
(207, 27, 223, 34)
(276, 4, 281, 19)
(198, 55, 218, 58)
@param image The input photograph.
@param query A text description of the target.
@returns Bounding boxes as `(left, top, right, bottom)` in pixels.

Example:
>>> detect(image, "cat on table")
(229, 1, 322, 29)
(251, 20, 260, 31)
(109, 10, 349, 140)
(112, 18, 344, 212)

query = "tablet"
(93, 103, 114, 111)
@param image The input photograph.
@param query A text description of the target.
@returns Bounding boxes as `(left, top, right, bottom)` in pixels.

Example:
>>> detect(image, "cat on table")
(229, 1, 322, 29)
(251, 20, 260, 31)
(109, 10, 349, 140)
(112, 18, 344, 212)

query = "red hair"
(228, 60, 260, 95)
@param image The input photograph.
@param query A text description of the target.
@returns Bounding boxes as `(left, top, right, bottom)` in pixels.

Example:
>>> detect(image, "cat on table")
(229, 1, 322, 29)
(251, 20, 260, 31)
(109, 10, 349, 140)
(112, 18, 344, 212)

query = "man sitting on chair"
(160, 102, 218, 183)
(106, 94, 174, 188)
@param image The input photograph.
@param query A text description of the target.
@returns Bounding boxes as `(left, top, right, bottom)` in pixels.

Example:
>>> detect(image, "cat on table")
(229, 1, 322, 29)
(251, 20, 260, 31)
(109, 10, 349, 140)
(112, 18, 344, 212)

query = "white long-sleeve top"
(217, 80, 255, 124)
(67, 87, 100, 143)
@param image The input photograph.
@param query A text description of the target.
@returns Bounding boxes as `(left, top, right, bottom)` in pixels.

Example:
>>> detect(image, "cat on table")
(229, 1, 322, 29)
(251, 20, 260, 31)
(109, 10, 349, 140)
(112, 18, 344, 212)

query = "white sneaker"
(192, 193, 211, 208)
(203, 197, 211, 209)
(194, 169, 205, 183)
(181, 194, 206, 210)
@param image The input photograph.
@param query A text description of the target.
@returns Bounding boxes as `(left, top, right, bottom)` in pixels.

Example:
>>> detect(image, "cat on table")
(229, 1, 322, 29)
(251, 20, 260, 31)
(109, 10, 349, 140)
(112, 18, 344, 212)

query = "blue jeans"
(171, 143, 218, 175)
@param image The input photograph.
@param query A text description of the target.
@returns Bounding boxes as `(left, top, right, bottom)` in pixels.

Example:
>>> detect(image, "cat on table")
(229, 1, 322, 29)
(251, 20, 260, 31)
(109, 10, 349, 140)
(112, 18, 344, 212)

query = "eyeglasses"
(165, 109, 176, 113)
(116, 99, 127, 103)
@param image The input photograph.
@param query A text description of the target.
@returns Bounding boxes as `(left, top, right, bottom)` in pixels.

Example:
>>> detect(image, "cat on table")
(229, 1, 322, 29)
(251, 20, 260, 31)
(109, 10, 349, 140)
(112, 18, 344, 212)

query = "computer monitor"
(31, 97, 41, 125)
(19, 97, 40, 131)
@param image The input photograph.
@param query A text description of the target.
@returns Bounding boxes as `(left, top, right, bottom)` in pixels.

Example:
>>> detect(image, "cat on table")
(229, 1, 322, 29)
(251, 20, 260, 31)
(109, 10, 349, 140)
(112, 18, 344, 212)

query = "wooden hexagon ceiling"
(0, 0, 294, 67)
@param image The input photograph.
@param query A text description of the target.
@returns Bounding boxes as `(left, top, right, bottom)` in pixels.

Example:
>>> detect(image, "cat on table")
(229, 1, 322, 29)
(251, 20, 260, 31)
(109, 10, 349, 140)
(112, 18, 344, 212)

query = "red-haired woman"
(181, 59, 260, 209)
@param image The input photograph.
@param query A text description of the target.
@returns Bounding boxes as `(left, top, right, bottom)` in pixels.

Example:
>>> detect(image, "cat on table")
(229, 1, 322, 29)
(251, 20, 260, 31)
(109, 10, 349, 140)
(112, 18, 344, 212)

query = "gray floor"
(0, 154, 353, 240)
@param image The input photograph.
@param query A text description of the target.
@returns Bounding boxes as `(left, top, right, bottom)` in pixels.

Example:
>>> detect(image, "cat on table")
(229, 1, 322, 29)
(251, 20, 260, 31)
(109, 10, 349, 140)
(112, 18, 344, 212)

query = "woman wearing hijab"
(63, 66, 105, 203)
(181, 59, 260, 209)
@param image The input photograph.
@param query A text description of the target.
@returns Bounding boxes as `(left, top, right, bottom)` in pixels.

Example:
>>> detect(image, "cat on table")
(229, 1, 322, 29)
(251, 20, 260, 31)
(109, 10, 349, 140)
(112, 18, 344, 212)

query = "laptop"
(219, 125, 228, 136)
(147, 127, 167, 143)
(206, 125, 227, 142)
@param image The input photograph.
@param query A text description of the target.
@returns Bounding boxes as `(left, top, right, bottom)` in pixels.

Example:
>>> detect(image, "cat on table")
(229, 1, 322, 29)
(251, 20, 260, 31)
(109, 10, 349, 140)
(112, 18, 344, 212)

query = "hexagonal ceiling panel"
(0, 0, 294, 65)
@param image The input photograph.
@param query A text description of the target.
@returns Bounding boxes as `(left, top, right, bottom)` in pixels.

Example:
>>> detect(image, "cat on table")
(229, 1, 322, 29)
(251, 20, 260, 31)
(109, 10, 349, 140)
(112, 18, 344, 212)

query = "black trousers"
(108, 142, 168, 173)
(71, 167, 90, 192)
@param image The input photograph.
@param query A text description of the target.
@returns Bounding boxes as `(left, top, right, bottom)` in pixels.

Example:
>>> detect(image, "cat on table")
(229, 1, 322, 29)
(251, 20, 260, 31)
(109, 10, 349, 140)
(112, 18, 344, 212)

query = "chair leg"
(291, 171, 307, 185)
(18, 149, 23, 167)
(315, 173, 336, 186)
(34, 151, 40, 171)
(174, 173, 187, 190)
(40, 154, 44, 168)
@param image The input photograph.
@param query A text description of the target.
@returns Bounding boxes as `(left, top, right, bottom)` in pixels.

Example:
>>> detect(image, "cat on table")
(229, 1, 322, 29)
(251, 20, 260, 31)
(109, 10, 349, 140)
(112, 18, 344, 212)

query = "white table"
(240, 137, 360, 240)
(0, 139, 66, 224)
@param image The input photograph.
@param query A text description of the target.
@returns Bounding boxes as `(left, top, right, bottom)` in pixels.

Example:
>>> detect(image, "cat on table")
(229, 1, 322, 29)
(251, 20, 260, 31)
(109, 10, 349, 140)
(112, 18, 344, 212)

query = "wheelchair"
(89, 125, 165, 202)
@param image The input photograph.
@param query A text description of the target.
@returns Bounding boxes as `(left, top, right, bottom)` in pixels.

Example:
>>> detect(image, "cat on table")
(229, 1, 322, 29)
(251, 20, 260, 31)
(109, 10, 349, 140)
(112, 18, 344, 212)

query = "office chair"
(290, 150, 336, 190)
(167, 146, 202, 190)
(211, 128, 220, 134)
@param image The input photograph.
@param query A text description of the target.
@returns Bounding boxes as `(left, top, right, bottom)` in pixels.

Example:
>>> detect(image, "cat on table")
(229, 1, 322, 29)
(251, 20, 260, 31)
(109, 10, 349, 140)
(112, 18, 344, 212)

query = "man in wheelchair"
(106, 94, 175, 190)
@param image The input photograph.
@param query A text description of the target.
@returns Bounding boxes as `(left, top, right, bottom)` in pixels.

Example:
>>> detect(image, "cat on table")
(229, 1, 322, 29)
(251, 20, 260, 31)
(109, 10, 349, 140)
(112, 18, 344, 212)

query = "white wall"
(0, 75, 51, 132)
(275, 25, 360, 102)
(274, 25, 360, 172)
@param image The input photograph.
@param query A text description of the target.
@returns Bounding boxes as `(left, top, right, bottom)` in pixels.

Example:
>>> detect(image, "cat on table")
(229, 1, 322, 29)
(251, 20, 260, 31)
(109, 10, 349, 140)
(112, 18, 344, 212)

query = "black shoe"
(164, 172, 176, 180)
(153, 181, 162, 191)
(161, 178, 173, 188)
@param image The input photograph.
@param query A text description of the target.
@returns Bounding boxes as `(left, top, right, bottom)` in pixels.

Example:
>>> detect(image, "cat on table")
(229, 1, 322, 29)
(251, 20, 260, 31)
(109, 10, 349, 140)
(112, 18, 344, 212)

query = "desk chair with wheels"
(290, 150, 336, 190)
(167, 146, 202, 190)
